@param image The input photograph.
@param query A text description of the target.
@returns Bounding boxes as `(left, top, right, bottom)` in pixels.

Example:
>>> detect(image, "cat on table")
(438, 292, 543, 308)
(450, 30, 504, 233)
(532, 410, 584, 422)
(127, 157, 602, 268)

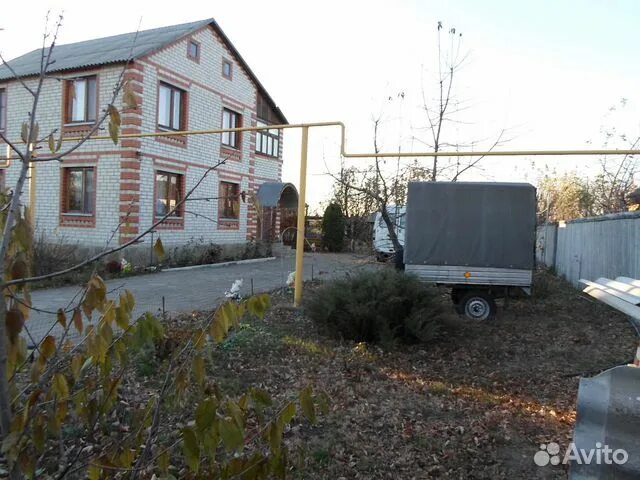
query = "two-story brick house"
(0, 18, 297, 253)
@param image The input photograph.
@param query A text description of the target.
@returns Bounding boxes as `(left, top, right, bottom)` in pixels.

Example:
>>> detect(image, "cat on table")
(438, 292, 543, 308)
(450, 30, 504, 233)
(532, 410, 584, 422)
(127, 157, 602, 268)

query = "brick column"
(118, 62, 144, 245)
(246, 113, 259, 241)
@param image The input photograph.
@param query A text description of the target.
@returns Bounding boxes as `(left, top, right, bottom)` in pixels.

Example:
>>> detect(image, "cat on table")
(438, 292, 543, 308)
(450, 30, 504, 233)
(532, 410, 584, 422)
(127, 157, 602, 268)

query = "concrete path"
(25, 252, 374, 345)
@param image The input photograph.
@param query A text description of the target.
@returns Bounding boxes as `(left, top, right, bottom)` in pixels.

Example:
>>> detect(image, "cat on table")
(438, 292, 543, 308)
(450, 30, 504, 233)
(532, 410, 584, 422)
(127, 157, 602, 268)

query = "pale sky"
(2, 0, 639, 212)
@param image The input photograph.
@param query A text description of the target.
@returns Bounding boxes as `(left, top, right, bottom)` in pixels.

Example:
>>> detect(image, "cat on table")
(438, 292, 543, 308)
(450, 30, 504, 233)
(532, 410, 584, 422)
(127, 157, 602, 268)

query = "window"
(0, 89, 6, 131)
(158, 83, 185, 131)
(155, 171, 183, 217)
(222, 60, 232, 79)
(187, 40, 200, 60)
(219, 181, 240, 219)
(222, 109, 241, 148)
(64, 167, 95, 214)
(256, 120, 280, 157)
(65, 76, 97, 124)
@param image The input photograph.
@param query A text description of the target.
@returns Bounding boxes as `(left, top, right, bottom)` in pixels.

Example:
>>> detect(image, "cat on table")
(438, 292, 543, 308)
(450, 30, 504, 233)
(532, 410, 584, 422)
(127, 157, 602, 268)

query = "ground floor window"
(219, 181, 240, 220)
(155, 171, 183, 217)
(63, 167, 95, 214)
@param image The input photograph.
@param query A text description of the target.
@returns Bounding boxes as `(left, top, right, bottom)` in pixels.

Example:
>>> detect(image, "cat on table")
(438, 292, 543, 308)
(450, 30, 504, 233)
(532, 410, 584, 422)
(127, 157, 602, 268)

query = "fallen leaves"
(195, 271, 634, 478)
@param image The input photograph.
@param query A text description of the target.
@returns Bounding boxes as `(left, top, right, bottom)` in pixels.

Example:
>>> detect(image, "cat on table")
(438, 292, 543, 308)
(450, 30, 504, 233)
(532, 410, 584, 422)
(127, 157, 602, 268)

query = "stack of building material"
(569, 276, 640, 479)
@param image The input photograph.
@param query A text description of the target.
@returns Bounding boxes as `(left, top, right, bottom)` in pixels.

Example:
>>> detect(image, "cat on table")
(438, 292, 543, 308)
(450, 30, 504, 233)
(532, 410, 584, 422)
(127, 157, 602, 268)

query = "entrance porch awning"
(256, 182, 298, 208)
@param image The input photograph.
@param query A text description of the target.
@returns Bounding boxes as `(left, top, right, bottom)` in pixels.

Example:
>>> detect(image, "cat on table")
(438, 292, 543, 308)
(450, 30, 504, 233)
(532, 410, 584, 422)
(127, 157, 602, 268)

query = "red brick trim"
(152, 158, 187, 172)
(218, 171, 244, 182)
(158, 72, 190, 90)
(119, 181, 139, 191)
(120, 204, 140, 214)
(141, 153, 269, 179)
(121, 139, 142, 148)
(128, 83, 144, 95)
(156, 217, 185, 230)
(139, 58, 255, 111)
(221, 146, 241, 162)
(119, 156, 141, 245)
(122, 102, 143, 116)
(129, 61, 145, 72)
(221, 96, 247, 114)
(123, 71, 144, 83)
(218, 220, 240, 230)
(60, 215, 96, 228)
(121, 160, 142, 169)
(156, 134, 188, 148)
(60, 157, 100, 165)
(120, 193, 139, 202)
(119, 225, 139, 235)
(122, 116, 142, 127)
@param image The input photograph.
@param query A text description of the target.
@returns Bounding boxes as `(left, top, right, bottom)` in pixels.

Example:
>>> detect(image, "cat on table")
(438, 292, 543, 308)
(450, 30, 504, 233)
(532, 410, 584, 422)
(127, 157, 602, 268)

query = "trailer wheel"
(459, 291, 496, 320)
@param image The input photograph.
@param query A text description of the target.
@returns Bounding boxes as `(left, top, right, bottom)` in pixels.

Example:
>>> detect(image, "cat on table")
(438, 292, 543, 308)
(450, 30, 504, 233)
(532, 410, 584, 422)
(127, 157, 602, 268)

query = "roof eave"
(0, 18, 288, 124)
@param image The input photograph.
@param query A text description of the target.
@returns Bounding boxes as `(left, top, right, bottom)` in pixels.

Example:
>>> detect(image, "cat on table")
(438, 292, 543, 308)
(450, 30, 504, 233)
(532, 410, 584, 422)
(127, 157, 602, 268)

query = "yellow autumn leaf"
(153, 237, 165, 260)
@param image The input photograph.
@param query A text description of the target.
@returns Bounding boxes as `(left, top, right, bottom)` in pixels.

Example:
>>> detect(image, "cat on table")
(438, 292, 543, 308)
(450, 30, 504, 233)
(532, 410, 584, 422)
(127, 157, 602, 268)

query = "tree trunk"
(0, 297, 11, 437)
(0, 155, 32, 439)
(379, 206, 403, 254)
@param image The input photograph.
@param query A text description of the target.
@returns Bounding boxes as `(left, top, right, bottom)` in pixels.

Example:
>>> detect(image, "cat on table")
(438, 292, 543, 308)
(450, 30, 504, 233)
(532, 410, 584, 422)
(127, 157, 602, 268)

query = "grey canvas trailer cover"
(403, 181, 537, 319)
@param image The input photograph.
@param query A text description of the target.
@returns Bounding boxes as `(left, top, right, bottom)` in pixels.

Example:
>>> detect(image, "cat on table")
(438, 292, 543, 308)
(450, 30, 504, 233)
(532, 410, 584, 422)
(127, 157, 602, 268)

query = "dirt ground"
(205, 269, 637, 479)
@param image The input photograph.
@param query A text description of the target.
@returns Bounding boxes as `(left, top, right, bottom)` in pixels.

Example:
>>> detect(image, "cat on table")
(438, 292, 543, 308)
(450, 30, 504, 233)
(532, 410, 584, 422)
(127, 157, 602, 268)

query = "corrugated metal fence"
(536, 212, 640, 287)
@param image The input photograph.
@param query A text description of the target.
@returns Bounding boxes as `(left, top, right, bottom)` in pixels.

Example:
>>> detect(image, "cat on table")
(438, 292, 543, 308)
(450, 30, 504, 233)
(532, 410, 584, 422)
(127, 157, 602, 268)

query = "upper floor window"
(63, 167, 95, 214)
(222, 60, 232, 79)
(256, 120, 280, 157)
(187, 40, 200, 61)
(0, 89, 6, 131)
(222, 108, 241, 149)
(158, 82, 185, 131)
(65, 76, 97, 124)
(219, 181, 240, 219)
(155, 171, 183, 217)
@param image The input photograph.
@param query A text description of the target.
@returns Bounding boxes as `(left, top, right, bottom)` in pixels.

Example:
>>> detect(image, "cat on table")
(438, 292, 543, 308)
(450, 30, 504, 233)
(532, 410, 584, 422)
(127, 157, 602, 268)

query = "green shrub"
(306, 269, 449, 346)
(321, 202, 345, 252)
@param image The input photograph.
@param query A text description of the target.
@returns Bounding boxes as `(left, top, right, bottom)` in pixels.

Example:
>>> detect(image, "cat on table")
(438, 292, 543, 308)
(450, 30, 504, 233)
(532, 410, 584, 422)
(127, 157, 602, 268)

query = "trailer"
(403, 181, 537, 320)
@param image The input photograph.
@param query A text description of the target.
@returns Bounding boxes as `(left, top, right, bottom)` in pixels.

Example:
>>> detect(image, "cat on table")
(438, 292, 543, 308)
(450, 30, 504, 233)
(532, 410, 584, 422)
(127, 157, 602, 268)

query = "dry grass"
(200, 270, 635, 478)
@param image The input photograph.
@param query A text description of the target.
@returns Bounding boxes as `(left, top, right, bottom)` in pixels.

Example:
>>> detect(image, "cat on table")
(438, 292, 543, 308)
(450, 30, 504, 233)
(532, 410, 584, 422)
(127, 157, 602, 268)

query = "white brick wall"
(2, 66, 129, 246)
(0, 24, 284, 248)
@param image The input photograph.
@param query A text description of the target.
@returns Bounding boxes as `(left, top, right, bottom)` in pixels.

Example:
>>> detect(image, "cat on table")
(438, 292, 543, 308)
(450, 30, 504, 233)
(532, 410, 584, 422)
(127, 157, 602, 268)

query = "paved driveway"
(25, 252, 373, 345)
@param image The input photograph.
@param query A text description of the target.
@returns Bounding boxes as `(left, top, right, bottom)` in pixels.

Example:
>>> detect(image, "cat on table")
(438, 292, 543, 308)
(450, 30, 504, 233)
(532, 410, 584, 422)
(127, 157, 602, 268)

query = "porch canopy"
(256, 182, 298, 208)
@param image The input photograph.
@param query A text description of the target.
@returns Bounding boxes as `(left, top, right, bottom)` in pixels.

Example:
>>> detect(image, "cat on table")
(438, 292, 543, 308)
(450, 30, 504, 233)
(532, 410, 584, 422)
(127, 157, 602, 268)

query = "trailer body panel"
(405, 265, 533, 287)
(404, 182, 536, 289)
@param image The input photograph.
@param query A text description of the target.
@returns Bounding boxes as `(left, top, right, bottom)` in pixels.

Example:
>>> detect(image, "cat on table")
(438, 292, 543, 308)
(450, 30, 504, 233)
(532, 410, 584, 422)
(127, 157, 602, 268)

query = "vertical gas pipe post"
(293, 126, 309, 307)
